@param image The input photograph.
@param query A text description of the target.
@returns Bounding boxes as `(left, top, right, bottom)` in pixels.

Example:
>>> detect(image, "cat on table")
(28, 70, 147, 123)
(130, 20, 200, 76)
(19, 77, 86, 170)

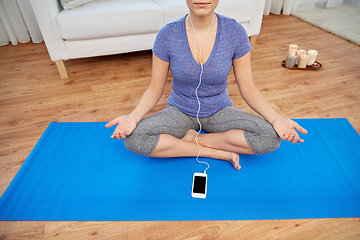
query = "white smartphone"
(191, 172, 207, 199)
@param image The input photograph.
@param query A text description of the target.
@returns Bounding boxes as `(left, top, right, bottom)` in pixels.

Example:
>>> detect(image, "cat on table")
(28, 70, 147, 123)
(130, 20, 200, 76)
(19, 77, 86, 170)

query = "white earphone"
(189, 13, 216, 174)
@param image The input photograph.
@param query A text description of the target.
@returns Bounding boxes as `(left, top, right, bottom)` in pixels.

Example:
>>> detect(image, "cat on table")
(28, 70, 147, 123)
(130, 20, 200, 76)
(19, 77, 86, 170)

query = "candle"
(307, 50, 318, 65)
(295, 50, 306, 65)
(312, 62, 320, 68)
(288, 44, 298, 55)
(298, 54, 309, 68)
(286, 53, 297, 67)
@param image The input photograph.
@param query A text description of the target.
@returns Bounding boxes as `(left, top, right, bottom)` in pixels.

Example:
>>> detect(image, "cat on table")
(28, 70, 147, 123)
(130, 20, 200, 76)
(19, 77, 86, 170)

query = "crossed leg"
(150, 132, 244, 170)
(125, 105, 280, 170)
(182, 129, 255, 155)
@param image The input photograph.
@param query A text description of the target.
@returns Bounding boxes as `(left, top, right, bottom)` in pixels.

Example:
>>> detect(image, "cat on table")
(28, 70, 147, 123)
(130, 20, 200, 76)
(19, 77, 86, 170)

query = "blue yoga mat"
(0, 118, 359, 221)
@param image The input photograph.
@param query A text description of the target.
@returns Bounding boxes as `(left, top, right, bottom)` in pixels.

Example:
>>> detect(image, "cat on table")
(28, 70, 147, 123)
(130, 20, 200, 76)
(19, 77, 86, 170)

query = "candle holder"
(282, 60, 322, 70)
(283, 45, 321, 70)
(311, 62, 321, 68)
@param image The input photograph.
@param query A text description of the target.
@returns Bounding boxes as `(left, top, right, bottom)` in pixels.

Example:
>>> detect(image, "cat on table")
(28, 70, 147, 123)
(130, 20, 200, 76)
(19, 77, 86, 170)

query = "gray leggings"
(124, 105, 281, 156)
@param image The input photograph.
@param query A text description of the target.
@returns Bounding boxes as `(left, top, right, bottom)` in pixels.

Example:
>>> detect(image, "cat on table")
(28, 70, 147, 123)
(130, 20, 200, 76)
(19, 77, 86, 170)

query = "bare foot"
(229, 152, 241, 170)
(181, 129, 198, 142)
(208, 148, 241, 170)
(182, 129, 241, 170)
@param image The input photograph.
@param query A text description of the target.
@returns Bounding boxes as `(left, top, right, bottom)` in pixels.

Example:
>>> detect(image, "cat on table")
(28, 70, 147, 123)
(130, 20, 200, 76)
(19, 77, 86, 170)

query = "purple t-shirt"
(152, 13, 252, 117)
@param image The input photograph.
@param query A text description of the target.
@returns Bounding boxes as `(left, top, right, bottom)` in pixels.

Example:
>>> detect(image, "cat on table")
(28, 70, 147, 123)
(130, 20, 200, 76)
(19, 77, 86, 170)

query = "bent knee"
(257, 135, 282, 155)
(123, 133, 159, 157)
(246, 132, 282, 155)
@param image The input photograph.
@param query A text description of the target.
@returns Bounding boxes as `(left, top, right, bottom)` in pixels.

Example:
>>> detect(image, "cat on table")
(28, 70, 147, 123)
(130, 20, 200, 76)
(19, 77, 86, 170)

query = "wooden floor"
(0, 14, 359, 239)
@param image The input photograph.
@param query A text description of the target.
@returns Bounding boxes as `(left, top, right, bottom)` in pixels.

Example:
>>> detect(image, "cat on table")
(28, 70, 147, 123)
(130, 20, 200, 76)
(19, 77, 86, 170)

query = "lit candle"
(286, 53, 297, 67)
(298, 54, 309, 68)
(295, 50, 306, 65)
(288, 44, 298, 55)
(312, 62, 321, 68)
(307, 50, 318, 65)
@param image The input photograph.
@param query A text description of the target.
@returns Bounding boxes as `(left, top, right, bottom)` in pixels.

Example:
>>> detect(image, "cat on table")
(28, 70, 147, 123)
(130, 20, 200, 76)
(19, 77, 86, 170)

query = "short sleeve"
(233, 22, 252, 59)
(152, 25, 170, 62)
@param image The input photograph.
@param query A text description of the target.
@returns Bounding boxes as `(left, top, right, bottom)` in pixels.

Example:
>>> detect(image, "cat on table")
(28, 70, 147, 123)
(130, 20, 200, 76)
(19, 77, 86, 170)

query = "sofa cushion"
(60, 0, 107, 11)
(216, 0, 253, 22)
(56, 0, 164, 40)
(153, 0, 253, 24)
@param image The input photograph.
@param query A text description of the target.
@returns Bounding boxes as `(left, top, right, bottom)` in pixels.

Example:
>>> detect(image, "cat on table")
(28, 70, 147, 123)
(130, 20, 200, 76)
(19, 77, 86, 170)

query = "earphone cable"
(189, 13, 215, 174)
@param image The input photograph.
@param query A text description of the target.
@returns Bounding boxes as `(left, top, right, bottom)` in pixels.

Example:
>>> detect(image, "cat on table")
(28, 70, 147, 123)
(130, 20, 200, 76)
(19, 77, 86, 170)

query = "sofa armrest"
(247, 0, 266, 36)
(30, 0, 69, 61)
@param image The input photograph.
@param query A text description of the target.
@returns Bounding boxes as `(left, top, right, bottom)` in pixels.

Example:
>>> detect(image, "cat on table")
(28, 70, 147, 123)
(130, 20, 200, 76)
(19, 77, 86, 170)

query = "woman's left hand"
(271, 117, 308, 143)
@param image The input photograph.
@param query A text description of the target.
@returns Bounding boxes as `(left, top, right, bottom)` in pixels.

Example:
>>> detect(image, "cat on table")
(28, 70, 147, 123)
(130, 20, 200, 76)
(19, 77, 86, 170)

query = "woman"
(106, 0, 307, 170)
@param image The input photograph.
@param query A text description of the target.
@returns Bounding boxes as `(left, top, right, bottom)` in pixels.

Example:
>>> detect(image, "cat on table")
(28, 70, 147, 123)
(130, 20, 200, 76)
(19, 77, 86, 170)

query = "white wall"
(293, 0, 328, 11)
(291, 0, 359, 13)
(344, 0, 360, 6)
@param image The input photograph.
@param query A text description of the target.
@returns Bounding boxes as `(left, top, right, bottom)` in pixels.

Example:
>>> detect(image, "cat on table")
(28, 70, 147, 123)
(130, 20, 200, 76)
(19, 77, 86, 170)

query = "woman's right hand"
(105, 115, 138, 139)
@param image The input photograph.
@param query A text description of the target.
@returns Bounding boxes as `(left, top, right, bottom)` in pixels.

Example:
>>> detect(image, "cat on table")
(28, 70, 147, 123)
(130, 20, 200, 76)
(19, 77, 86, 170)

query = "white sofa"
(30, 0, 265, 79)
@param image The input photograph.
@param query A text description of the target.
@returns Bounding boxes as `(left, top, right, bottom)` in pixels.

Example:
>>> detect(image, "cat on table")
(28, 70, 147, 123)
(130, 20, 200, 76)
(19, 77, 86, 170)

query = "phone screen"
(193, 175, 206, 194)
